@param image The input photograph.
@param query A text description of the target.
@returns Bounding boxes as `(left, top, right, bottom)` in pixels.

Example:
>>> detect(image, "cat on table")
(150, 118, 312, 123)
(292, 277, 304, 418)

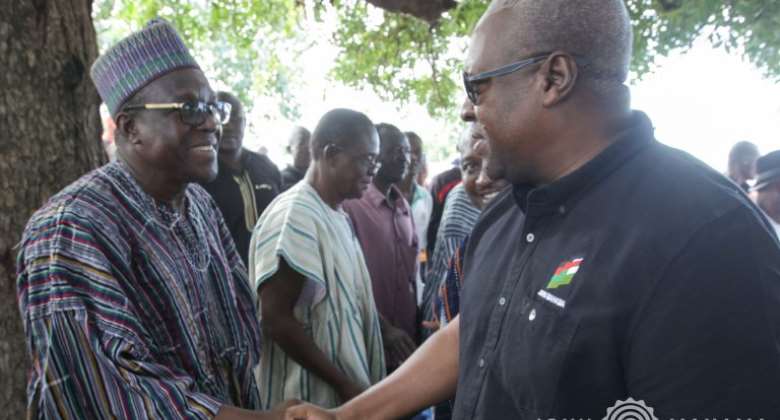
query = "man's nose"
(460, 97, 476, 122)
(200, 110, 219, 132)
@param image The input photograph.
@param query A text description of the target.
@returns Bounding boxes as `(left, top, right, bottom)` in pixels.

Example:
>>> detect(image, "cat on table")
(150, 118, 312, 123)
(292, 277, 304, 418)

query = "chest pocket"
(497, 293, 579, 416)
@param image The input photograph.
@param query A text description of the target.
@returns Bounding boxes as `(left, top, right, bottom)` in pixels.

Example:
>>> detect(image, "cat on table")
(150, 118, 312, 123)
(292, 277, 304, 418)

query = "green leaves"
(93, 0, 780, 121)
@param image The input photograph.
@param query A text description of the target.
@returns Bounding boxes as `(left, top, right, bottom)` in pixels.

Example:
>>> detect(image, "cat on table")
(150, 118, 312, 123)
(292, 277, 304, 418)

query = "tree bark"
(365, 0, 458, 22)
(0, 0, 103, 418)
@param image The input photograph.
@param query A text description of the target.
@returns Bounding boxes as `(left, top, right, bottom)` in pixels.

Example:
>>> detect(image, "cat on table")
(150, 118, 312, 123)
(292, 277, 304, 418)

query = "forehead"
(138, 68, 214, 102)
(352, 129, 381, 155)
(380, 131, 409, 149)
(465, 8, 519, 73)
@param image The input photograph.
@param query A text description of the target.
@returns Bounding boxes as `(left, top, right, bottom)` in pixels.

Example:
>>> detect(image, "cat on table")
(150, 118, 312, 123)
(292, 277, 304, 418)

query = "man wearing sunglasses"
(287, 0, 780, 419)
(16, 20, 289, 420)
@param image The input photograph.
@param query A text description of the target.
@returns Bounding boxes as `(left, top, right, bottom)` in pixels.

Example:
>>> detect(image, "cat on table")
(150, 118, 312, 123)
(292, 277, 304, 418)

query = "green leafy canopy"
(93, 0, 780, 121)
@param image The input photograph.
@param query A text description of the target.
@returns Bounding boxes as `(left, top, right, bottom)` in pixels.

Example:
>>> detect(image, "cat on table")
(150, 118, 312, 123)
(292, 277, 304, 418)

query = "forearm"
(339, 316, 460, 420)
(266, 316, 355, 391)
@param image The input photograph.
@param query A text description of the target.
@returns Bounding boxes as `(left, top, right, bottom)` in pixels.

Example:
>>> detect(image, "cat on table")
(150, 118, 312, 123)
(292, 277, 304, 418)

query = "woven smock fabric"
(90, 19, 200, 116)
(249, 181, 385, 409)
(421, 184, 480, 338)
(16, 161, 263, 419)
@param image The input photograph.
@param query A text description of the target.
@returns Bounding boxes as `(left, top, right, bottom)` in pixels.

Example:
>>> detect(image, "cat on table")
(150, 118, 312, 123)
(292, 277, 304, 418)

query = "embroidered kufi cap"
(90, 19, 201, 117)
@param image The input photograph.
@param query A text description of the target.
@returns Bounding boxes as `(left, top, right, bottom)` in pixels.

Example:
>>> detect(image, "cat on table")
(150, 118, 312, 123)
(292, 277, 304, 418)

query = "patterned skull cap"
(90, 19, 201, 117)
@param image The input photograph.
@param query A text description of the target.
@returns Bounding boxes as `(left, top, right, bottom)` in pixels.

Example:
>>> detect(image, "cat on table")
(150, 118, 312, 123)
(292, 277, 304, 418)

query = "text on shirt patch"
(547, 257, 584, 289)
(537, 289, 566, 308)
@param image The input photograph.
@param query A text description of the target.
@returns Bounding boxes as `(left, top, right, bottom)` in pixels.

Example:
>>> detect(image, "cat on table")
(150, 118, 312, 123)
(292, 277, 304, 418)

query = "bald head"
(288, 126, 311, 149)
(480, 0, 632, 85)
(311, 109, 376, 160)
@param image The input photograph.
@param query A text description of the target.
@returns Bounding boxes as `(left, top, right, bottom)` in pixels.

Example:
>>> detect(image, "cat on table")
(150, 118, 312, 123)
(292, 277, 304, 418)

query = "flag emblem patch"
(547, 258, 584, 289)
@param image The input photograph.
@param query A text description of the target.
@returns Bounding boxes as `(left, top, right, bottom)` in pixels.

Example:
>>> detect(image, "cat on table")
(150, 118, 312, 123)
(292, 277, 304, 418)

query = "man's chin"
(189, 163, 219, 184)
(218, 145, 241, 156)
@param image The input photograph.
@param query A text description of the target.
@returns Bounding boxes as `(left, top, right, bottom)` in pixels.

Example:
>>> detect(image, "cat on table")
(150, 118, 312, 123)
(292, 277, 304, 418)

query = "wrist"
(336, 401, 360, 420)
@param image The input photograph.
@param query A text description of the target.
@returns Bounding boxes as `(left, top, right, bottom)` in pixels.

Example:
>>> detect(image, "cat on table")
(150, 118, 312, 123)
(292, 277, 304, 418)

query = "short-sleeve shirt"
(454, 112, 780, 419)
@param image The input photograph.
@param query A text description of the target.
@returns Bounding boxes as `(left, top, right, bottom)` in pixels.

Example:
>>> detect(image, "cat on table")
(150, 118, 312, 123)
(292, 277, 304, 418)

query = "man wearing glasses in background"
(287, 0, 780, 418)
(15, 20, 289, 419)
(249, 109, 386, 410)
(342, 124, 420, 376)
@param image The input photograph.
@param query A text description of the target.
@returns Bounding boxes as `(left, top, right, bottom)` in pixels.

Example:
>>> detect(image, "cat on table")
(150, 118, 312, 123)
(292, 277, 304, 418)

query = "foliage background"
(92, 0, 780, 162)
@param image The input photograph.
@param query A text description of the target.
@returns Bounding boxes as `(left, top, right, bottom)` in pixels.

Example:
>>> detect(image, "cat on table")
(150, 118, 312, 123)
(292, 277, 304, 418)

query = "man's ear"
(539, 51, 579, 107)
(322, 144, 340, 161)
(115, 111, 142, 145)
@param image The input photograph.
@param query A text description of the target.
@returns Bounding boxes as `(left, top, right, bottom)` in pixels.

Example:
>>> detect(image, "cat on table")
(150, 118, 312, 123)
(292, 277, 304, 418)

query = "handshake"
(254, 400, 345, 420)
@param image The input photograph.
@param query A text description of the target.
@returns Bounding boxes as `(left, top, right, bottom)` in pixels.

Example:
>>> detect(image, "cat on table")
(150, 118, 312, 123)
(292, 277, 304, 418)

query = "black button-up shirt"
(454, 112, 780, 419)
(203, 150, 281, 265)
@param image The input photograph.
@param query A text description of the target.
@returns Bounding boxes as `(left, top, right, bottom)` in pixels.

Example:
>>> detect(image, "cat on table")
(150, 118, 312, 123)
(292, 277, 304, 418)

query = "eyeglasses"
(328, 144, 382, 171)
(463, 54, 550, 105)
(123, 101, 232, 127)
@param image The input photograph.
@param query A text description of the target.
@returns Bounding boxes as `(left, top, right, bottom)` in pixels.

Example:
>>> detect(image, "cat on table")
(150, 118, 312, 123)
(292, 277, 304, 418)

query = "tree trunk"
(365, 0, 458, 22)
(0, 1, 103, 418)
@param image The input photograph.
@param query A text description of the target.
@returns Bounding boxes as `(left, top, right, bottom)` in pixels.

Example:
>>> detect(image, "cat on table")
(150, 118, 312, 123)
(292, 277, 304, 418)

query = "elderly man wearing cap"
(15, 20, 283, 419)
(754, 151, 780, 236)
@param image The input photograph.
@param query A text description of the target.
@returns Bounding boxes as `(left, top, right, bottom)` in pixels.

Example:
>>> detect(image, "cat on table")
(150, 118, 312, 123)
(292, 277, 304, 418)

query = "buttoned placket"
(462, 210, 549, 418)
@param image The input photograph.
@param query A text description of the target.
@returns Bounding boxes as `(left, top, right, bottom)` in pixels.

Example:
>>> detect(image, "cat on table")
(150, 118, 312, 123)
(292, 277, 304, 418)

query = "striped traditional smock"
(16, 161, 263, 419)
(421, 183, 480, 339)
(249, 182, 385, 409)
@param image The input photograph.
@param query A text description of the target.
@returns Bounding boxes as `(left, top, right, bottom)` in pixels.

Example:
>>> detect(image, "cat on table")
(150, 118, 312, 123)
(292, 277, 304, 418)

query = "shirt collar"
(513, 111, 655, 215)
(366, 182, 405, 209)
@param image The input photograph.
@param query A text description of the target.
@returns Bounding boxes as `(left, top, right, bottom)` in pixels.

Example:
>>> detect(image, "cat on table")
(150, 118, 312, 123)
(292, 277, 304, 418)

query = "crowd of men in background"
(14, 0, 780, 419)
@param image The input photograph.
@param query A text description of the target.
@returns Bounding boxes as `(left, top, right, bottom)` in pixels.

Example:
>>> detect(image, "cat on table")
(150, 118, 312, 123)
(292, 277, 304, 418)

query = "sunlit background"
(96, 4, 780, 181)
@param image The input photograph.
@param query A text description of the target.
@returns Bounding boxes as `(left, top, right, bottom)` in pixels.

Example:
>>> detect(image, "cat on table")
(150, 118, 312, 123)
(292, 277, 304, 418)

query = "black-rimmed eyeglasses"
(463, 55, 550, 105)
(123, 100, 232, 127)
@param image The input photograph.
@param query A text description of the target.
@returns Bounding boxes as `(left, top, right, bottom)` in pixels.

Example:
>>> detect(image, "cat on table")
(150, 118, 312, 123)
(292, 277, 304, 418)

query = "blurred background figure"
(400, 131, 433, 304)
(100, 107, 117, 161)
(281, 125, 312, 191)
(203, 91, 281, 266)
(727, 141, 759, 192)
(754, 150, 780, 236)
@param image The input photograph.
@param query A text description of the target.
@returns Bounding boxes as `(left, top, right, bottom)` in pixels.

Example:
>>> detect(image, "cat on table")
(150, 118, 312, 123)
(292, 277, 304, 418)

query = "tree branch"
(364, 0, 457, 23)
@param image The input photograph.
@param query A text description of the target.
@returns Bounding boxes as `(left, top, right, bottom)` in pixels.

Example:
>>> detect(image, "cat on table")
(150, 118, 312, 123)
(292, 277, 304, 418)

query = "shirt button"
(498, 297, 506, 306)
(558, 205, 566, 214)
(526, 233, 535, 243)
(478, 358, 485, 368)
(529, 308, 537, 321)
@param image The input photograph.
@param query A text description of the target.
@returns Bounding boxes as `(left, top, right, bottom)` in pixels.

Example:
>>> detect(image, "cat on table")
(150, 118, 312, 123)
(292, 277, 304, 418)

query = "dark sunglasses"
(123, 100, 232, 127)
(463, 54, 550, 105)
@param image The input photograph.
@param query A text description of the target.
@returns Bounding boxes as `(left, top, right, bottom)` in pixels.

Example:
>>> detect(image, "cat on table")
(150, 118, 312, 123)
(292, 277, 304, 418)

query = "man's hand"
(267, 400, 302, 419)
(285, 403, 339, 420)
(421, 320, 440, 332)
(382, 324, 417, 365)
(216, 400, 300, 420)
